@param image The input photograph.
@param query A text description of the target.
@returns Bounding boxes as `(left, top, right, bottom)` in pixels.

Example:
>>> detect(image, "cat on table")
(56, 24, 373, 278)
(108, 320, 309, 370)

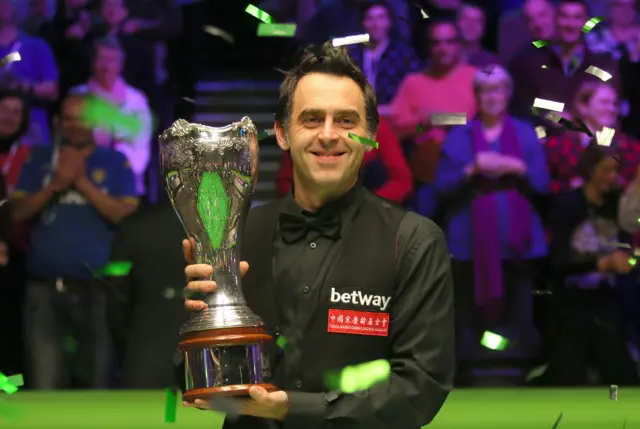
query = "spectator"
(545, 81, 640, 193)
(457, 1, 501, 68)
(21, 0, 54, 39)
(434, 65, 549, 385)
(349, 1, 421, 107)
(0, 0, 59, 145)
(498, 0, 555, 65)
(106, 185, 188, 388)
(11, 93, 138, 389)
(71, 37, 153, 197)
(387, 16, 477, 186)
(274, 116, 413, 204)
(509, 0, 619, 125)
(620, 27, 640, 139)
(585, 0, 639, 61)
(546, 142, 639, 386)
(48, 0, 95, 97)
(0, 91, 30, 192)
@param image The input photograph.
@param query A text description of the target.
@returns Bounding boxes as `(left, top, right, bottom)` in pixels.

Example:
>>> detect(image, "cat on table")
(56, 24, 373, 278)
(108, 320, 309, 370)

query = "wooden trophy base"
(179, 326, 277, 401)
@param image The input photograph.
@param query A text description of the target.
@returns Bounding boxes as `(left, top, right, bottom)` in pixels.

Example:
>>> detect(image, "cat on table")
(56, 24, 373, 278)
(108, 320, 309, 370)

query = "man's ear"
(275, 121, 289, 151)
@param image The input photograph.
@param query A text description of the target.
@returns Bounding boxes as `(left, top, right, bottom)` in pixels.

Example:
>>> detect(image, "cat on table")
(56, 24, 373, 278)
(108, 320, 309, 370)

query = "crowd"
(1, 0, 640, 390)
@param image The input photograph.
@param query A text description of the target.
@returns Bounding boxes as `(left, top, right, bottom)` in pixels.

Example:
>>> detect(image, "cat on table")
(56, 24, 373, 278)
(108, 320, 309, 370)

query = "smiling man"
(179, 42, 455, 429)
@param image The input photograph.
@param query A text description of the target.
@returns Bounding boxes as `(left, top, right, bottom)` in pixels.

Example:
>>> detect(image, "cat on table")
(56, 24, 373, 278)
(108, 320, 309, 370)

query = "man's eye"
(304, 117, 321, 124)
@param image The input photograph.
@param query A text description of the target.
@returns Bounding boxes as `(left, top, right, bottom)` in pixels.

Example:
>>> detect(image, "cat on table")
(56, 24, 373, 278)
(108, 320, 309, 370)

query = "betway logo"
(330, 288, 391, 311)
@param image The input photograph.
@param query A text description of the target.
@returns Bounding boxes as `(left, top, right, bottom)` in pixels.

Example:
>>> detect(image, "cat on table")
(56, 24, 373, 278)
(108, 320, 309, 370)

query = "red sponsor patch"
(327, 309, 390, 336)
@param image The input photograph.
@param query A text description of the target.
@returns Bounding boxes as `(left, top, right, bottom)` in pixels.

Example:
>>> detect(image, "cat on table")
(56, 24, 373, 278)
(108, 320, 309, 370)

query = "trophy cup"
(160, 118, 276, 400)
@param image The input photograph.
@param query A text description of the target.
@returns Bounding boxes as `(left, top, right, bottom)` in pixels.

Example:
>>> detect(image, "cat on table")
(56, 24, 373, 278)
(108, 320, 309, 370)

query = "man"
(71, 37, 152, 197)
(457, 1, 501, 68)
(508, 0, 619, 124)
(179, 42, 454, 428)
(498, 0, 555, 65)
(106, 180, 187, 388)
(11, 93, 138, 389)
(0, 0, 58, 145)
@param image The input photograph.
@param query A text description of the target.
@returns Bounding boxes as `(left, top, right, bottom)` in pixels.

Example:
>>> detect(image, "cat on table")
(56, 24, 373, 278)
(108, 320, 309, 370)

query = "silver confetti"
(610, 384, 618, 401)
(203, 25, 235, 44)
(585, 65, 612, 82)
(533, 98, 565, 112)
(431, 113, 467, 126)
(0, 52, 20, 69)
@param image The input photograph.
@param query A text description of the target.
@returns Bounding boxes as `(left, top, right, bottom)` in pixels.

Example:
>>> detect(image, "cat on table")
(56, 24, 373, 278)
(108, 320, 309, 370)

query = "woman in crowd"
(274, 116, 413, 204)
(546, 143, 640, 385)
(433, 65, 550, 384)
(546, 81, 640, 194)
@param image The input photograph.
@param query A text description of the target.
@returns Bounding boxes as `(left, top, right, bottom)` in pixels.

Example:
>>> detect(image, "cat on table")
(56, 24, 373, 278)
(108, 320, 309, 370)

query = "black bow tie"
(279, 213, 341, 244)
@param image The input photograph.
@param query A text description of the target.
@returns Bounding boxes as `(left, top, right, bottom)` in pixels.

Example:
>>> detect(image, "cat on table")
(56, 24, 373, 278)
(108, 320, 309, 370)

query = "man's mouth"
(311, 151, 346, 158)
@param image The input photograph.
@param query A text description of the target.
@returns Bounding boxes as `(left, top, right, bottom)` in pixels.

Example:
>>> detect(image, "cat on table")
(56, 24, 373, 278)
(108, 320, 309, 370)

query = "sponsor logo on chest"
(330, 287, 391, 311)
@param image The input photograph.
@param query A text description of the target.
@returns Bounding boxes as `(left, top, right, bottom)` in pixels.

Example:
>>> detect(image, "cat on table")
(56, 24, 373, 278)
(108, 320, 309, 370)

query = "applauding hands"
(466, 151, 527, 178)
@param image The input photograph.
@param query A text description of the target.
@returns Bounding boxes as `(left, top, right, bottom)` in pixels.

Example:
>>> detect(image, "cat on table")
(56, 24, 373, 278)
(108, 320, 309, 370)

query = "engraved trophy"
(160, 118, 276, 400)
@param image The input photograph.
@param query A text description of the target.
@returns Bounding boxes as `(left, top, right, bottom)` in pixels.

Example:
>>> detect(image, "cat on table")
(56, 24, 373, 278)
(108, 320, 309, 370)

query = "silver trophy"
(160, 118, 276, 400)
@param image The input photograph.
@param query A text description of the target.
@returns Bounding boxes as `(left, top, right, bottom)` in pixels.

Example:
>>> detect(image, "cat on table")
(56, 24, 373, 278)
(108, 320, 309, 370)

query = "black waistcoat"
(240, 191, 406, 394)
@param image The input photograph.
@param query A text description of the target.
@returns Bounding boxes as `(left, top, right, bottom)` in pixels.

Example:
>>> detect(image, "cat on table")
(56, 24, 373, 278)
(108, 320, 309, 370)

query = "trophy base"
(183, 383, 278, 401)
(179, 327, 276, 399)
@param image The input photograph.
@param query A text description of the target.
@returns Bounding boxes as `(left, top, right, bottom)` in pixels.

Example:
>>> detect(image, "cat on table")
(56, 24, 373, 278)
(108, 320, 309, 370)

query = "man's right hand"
(182, 238, 249, 312)
(50, 147, 82, 191)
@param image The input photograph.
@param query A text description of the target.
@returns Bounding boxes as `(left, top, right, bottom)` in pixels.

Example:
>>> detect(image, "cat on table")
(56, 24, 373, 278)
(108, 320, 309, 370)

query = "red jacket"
(274, 117, 413, 203)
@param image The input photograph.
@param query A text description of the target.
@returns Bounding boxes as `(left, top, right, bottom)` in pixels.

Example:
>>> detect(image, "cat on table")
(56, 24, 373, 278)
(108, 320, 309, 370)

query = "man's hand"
(0, 241, 8, 267)
(599, 250, 634, 274)
(65, 22, 88, 39)
(182, 238, 249, 312)
(498, 155, 527, 175)
(184, 386, 289, 420)
(50, 147, 82, 191)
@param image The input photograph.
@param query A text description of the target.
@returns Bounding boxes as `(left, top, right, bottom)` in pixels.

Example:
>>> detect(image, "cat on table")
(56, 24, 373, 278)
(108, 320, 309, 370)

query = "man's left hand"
(185, 386, 289, 420)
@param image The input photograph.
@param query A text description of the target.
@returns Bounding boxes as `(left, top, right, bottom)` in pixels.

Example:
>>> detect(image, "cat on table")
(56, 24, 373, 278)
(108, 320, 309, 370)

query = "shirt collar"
(282, 181, 366, 220)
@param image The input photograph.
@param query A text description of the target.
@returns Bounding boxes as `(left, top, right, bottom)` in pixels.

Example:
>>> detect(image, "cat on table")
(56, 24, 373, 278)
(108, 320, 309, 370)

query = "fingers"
(185, 299, 207, 312)
(185, 280, 216, 293)
(182, 239, 195, 264)
(185, 264, 213, 281)
(240, 261, 249, 278)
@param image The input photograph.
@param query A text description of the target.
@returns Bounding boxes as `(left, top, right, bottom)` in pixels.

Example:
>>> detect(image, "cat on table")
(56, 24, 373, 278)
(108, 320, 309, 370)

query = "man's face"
(0, 96, 23, 137)
(477, 83, 510, 116)
(555, 2, 588, 44)
(591, 156, 619, 193)
(457, 5, 485, 44)
(610, 0, 637, 27)
(582, 85, 619, 129)
(277, 73, 369, 192)
(59, 97, 93, 148)
(524, 0, 555, 40)
(101, 0, 127, 26)
(429, 23, 461, 69)
(93, 45, 123, 83)
(362, 5, 392, 43)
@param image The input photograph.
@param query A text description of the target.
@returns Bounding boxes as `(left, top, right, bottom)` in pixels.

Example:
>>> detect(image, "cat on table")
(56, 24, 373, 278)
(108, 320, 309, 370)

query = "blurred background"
(1, 0, 640, 392)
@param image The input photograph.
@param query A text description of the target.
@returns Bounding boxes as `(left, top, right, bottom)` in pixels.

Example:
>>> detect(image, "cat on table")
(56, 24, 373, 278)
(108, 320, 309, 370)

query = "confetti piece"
(420, 8, 428, 19)
(348, 133, 379, 149)
(0, 52, 20, 69)
(93, 261, 133, 277)
(0, 199, 6, 207)
(525, 363, 548, 381)
(326, 359, 390, 393)
(533, 40, 548, 48)
(481, 331, 509, 351)
(245, 4, 272, 24)
(533, 98, 564, 112)
(81, 96, 142, 135)
(257, 23, 297, 37)
(416, 124, 424, 134)
(582, 17, 603, 34)
(585, 65, 612, 82)
(596, 126, 615, 146)
(431, 113, 467, 126)
(0, 373, 19, 395)
(164, 388, 177, 423)
(332, 33, 370, 47)
(601, 240, 631, 249)
(181, 97, 195, 103)
(551, 412, 564, 429)
(628, 257, 637, 267)
(535, 126, 546, 139)
(6, 375, 22, 388)
(202, 25, 234, 43)
(634, 248, 640, 257)
(610, 385, 618, 401)
(541, 65, 548, 69)
(532, 290, 552, 295)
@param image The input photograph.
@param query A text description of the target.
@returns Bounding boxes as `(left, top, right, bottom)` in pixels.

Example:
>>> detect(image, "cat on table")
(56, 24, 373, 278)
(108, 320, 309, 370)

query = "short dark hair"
(578, 141, 619, 181)
(274, 42, 379, 137)
(426, 14, 461, 43)
(92, 36, 125, 62)
(556, 0, 589, 10)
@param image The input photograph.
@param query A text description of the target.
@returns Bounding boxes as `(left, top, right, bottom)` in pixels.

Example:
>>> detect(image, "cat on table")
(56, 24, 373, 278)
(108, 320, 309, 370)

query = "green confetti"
(348, 133, 379, 149)
(80, 96, 142, 135)
(325, 359, 390, 393)
(164, 388, 177, 423)
(245, 4, 272, 24)
(532, 40, 548, 48)
(416, 124, 424, 133)
(582, 17, 603, 34)
(551, 412, 563, 429)
(0, 373, 19, 395)
(63, 336, 78, 354)
(628, 257, 637, 267)
(93, 261, 133, 277)
(6, 375, 22, 388)
(197, 172, 230, 249)
(257, 23, 297, 37)
(481, 331, 509, 351)
(276, 335, 292, 352)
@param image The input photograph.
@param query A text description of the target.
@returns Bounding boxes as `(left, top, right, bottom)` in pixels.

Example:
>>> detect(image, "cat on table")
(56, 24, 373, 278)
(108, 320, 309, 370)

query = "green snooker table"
(1, 388, 638, 428)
